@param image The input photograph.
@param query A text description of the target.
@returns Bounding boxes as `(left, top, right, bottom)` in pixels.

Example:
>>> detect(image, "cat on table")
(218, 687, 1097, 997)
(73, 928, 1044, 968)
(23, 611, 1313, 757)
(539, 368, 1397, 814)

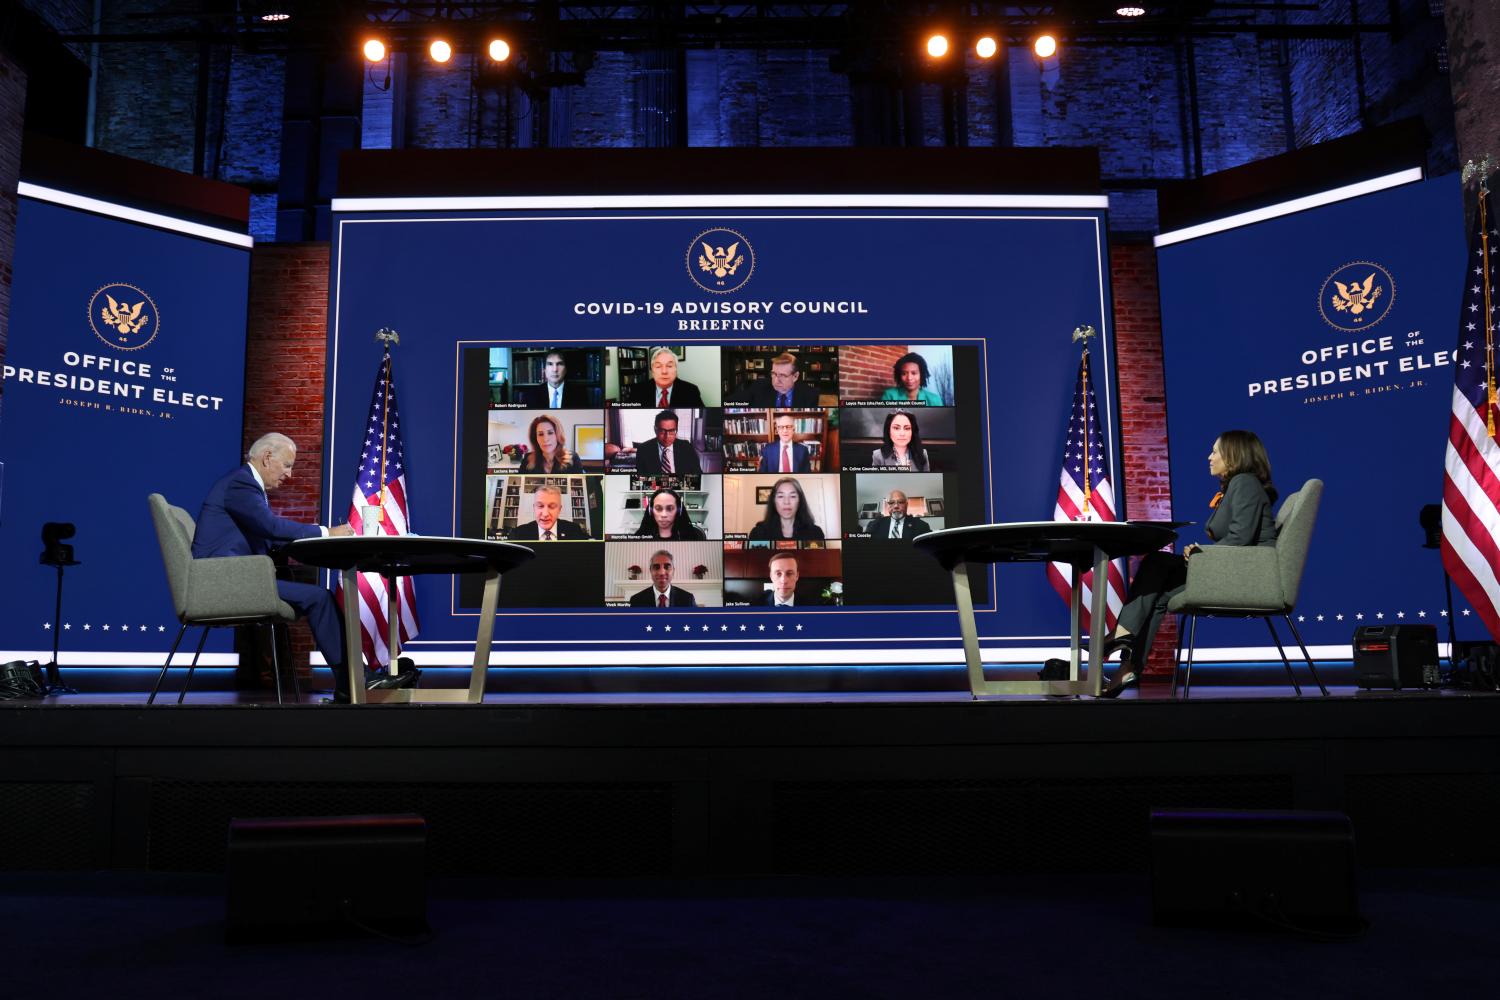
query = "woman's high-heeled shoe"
(1098, 664, 1139, 699)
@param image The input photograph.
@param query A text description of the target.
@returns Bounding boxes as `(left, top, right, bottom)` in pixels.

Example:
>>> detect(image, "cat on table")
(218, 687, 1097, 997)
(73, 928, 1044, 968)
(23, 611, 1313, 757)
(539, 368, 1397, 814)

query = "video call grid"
(463, 343, 980, 609)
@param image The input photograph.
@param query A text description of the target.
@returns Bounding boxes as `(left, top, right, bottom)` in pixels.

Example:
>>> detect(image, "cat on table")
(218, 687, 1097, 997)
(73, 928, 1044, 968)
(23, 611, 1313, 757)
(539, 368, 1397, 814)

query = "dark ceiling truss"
(58, 1, 1394, 48)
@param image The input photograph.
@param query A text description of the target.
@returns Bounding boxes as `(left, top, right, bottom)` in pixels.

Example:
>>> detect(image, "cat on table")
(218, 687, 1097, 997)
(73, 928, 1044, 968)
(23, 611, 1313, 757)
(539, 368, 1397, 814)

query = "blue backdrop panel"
(0, 197, 249, 662)
(327, 205, 1118, 663)
(1157, 174, 1472, 652)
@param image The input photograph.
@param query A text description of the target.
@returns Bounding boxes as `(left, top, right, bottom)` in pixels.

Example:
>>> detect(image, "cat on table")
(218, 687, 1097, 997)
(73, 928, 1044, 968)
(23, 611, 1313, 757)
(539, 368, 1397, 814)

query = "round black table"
(285, 536, 535, 705)
(914, 521, 1177, 698)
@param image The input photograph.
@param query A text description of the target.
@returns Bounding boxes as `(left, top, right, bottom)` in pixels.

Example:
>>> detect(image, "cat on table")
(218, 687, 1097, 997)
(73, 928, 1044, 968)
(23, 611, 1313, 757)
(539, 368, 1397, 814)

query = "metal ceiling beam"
(57, 1, 1391, 47)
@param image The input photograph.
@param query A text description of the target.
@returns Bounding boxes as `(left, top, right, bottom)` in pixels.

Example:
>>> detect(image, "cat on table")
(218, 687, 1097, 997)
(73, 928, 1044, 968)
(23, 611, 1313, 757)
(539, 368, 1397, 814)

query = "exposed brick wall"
(361, 52, 399, 151)
(244, 243, 331, 508)
(405, 53, 479, 150)
(686, 49, 759, 147)
(1446, 0, 1500, 177)
(0, 52, 26, 417)
(756, 50, 850, 146)
(1112, 243, 1171, 522)
(1013, 35, 1287, 184)
(1287, 1, 1456, 168)
(92, 3, 204, 173)
(569, 51, 638, 148)
(219, 49, 285, 185)
(1110, 240, 1176, 675)
(245, 243, 332, 669)
(1355, 3, 1456, 171)
(964, 55, 1001, 148)
(839, 344, 907, 400)
(22, 0, 91, 62)
(1195, 36, 1292, 175)
(1287, 13, 1363, 150)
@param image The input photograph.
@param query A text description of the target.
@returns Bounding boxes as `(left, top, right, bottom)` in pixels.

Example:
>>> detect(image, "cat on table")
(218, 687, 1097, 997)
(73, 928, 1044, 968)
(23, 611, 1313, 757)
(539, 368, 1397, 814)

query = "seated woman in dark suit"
(1100, 429, 1280, 697)
(867, 410, 930, 470)
(632, 487, 706, 541)
(519, 414, 583, 473)
(746, 477, 825, 542)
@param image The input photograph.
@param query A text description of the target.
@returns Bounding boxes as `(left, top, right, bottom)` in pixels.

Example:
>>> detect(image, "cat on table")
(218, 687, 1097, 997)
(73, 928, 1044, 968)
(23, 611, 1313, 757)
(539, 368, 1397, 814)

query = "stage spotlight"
(363, 38, 386, 63)
(925, 33, 950, 59)
(259, 10, 290, 21)
(1116, 5, 1146, 15)
(430, 39, 453, 63)
(488, 38, 511, 62)
(975, 36, 999, 60)
(1034, 34, 1058, 59)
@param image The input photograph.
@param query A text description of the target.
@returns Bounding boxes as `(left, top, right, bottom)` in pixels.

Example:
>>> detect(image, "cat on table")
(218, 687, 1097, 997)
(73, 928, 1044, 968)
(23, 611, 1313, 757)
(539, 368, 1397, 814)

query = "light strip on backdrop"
(314, 646, 1088, 667)
(332, 193, 1111, 213)
(1152, 167, 1424, 248)
(309, 644, 1359, 667)
(0, 651, 238, 666)
(16, 182, 254, 248)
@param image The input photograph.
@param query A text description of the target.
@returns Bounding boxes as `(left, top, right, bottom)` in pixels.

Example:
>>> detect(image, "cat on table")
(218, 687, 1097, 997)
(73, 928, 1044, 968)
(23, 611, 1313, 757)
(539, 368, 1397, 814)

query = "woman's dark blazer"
(1205, 472, 1278, 547)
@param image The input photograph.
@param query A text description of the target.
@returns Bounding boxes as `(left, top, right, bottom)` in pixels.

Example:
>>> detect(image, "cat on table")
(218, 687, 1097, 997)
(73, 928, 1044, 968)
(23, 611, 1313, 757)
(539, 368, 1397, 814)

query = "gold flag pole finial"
(372, 328, 399, 518)
(1465, 159, 1497, 436)
(1072, 325, 1096, 516)
(1462, 155, 1493, 195)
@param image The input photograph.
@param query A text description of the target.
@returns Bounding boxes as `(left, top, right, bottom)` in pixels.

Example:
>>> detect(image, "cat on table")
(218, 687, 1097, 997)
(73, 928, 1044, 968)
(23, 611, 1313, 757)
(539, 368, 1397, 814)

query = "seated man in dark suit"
(759, 551, 827, 606)
(516, 351, 592, 408)
(758, 413, 813, 473)
(634, 409, 702, 475)
(507, 484, 590, 540)
(864, 489, 932, 541)
(626, 347, 703, 407)
(728, 351, 821, 407)
(629, 549, 698, 607)
(193, 432, 417, 702)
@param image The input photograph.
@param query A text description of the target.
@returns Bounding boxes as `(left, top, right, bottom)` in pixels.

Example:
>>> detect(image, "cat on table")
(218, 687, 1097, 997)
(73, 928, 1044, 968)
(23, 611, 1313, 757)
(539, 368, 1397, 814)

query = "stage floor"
(2, 682, 1484, 706)
(3, 679, 1497, 879)
(0, 654, 1425, 706)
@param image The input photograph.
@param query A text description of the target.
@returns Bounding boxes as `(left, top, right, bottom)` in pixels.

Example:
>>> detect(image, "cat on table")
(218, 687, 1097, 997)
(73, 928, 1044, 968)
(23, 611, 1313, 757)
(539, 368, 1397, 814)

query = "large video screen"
(326, 200, 1119, 666)
(455, 342, 984, 610)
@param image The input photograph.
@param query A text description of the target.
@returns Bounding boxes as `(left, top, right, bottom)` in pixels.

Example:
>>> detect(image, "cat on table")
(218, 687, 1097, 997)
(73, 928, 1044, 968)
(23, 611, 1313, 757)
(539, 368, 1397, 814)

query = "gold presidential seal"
(687, 228, 755, 294)
(88, 282, 160, 351)
(1319, 261, 1395, 332)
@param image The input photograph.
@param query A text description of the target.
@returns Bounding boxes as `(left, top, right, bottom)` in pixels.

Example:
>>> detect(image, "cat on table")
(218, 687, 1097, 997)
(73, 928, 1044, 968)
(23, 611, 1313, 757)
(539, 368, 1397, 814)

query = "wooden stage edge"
(2, 690, 1498, 877)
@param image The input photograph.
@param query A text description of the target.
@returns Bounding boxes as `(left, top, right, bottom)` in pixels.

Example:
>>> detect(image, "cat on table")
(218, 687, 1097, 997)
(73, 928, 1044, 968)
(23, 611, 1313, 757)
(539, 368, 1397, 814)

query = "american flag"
(1047, 348, 1127, 631)
(1442, 189, 1500, 642)
(338, 351, 419, 669)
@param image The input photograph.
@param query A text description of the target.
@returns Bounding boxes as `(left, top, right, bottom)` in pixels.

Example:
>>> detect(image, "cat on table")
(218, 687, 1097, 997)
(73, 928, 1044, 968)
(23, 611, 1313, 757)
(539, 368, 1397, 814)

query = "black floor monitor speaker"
(1352, 624, 1439, 689)
(226, 814, 427, 942)
(1150, 809, 1359, 932)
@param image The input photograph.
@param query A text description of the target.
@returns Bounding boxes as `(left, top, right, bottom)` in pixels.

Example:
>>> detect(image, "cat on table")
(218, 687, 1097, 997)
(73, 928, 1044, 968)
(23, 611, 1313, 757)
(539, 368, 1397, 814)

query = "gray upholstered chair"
(1167, 479, 1330, 699)
(147, 493, 299, 705)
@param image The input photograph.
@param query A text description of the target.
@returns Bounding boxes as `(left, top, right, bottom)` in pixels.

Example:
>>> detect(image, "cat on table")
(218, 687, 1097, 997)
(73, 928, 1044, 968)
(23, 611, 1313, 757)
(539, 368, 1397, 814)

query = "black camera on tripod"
(40, 521, 78, 567)
(37, 522, 80, 694)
